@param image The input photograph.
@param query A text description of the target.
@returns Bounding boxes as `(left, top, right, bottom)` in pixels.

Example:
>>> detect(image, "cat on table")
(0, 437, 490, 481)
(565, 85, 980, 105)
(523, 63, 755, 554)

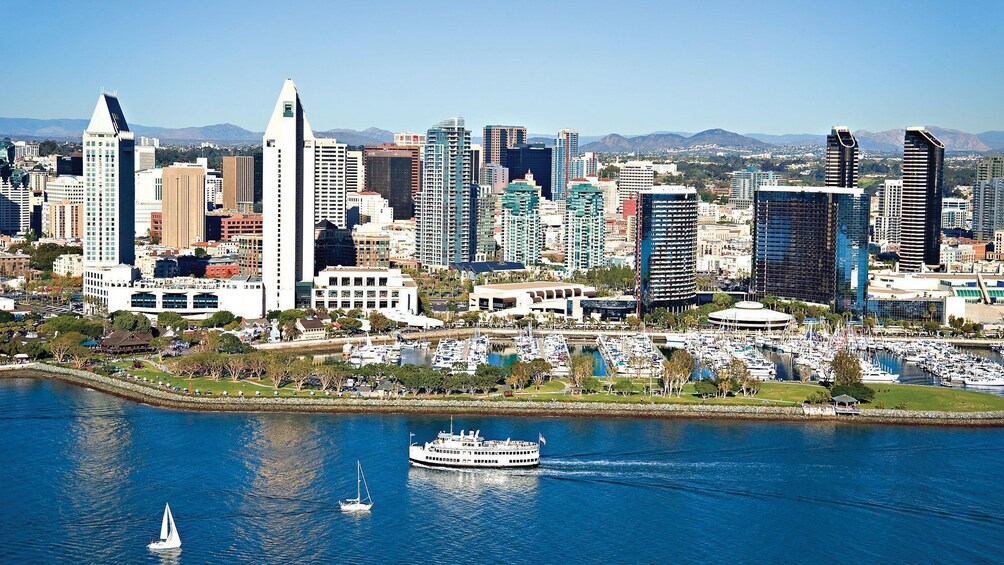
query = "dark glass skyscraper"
(483, 125, 526, 167)
(752, 186, 869, 312)
(364, 144, 419, 220)
(505, 143, 553, 199)
(636, 187, 698, 314)
(900, 127, 945, 272)
(825, 126, 858, 188)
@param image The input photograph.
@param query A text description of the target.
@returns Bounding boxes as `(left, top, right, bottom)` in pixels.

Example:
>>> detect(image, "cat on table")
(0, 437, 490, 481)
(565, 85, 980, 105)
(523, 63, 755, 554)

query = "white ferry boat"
(409, 421, 542, 469)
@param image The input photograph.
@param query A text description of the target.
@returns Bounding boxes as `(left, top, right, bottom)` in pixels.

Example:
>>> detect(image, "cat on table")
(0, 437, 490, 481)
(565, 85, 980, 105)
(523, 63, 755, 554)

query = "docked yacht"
(409, 421, 542, 469)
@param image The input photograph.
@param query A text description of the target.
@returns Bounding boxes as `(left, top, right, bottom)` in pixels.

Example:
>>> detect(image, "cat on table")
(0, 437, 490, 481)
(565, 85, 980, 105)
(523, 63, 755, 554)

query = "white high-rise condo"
(263, 79, 316, 311)
(415, 117, 472, 268)
(83, 93, 135, 267)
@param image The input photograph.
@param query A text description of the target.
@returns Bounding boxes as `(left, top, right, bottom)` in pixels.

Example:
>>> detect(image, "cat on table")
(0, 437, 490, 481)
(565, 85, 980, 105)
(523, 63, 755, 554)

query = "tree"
(336, 317, 362, 333)
(662, 349, 695, 397)
(289, 361, 313, 391)
(172, 356, 200, 380)
(570, 353, 594, 392)
(194, 247, 207, 258)
(197, 351, 226, 381)
(694, 379, 717, 398)
(831, 382, 875, 403)
(805, 389, 832, 404)
(40, 315, 103, 338)
(528, 358, 552, 391)
(282, 320, 301, 341)
(613, 379, 636, 395)
(831, 349, 862, 387)
(149, 336, 172, 362)
(225, 355, 246, 382)
(244, 351, 269, 381)
(582, 376, 603, 394)
(722, 359, 753, 397)
(507, 361, 531, 390)
(110, 310, 151, 333)
(157, 312, 188, 331)
(368, 310, 391, 333)
(266, 356, 291, 389)
(216, 333, 249, 354)
(47, 331, 87, 364)
(202, 310, 236, 328)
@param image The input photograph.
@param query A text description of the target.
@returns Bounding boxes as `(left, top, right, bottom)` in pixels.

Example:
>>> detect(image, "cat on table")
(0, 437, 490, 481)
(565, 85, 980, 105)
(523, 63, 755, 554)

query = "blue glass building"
(505, 143, 553, 199)
(752, 186, 869, 312)
(636, 187, 698, 314)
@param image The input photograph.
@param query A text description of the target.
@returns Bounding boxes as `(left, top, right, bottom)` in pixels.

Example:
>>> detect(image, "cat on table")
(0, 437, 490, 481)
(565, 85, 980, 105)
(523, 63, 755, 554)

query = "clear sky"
(11, 0, 1004, 135)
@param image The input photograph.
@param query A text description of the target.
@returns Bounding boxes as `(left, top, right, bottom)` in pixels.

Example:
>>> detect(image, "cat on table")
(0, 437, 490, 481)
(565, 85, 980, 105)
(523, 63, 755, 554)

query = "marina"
(596, 334, 665, 377)
(514, 328, 570, 377)
(431, 333, 489, 374)
(346, 338, 401, 368)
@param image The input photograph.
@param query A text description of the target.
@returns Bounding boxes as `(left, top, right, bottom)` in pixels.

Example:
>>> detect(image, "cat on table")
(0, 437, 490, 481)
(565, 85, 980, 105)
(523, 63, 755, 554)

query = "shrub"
(831, 382, 875, 403)
(805, 389, 832, 404)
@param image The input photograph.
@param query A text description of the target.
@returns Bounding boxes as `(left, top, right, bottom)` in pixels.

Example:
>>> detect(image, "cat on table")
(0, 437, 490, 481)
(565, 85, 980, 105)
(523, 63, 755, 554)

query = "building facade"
(730, 167, 778, 209)
(752, 186, 869, 312)
(505, 143, 552, 199)
(262, 79, 315, 310)
(973, 179, 1004, 240)
(874, 179, 903, 245)
(415, 117, 472, 268)
(312, 137, 349, 227)
(352, 224, 391, 267)
(618, 161, 655, 210)
(825, 126, 859, 188)
(222, 155, 256, 212)
(237, 234, 262, 277)
(501, 180, 542, 265)
(900, 127, 944, 272)
(483, 125, 526, 168)
(161, 165, 206, 249)
(636, 187, 698, 314)
(48, 200, 83, 239)
(564, 182, 605, 274)
(310, 266, 418, 314)
(551, 129, 579, 200)
(83, 93, 135, 267)
(363, 144, 420, 220)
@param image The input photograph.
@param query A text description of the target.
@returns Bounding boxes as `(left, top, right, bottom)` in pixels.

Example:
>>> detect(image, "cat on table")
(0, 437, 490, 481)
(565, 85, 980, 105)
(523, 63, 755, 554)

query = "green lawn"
(97, 360, 1004, 412)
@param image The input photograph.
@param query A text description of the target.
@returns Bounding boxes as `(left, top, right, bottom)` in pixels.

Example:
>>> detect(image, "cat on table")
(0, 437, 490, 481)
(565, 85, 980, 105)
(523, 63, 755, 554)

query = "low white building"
(52, 254, 84, 278)
(468, 281, 596, 319)
(84, 265, 264, 319)
(311, 266, 418, 315)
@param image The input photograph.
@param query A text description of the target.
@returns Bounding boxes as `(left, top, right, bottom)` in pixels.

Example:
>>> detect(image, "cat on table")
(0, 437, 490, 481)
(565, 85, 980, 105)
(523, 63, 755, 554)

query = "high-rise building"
(415, 117, 472, 268)
(973, 155, 1004, 240)
(394, 132, 426, 148)
(466, 144, 482, 185)
(48, 200, 83, 239)
(161, 165, 206, 249)
(505, 143, 552, 199)
(572, 152, 598, 179)
(346, 150, 365, 193)
(501, 179, 542, 265)
(972, 180, 1004, 240)
(237, 234, 263, 277)
(752, 186, 869, 312)
(483, 125, 527, 167)
(940, 197, 970, 231)
(0, 168, 30, 234)
(135, 142, 156, 172)
(262, 79, 316, 311)
(618, 161, 654, 210)
(83, 93, 135, 267)
(551, 129, 579, 201)
(825, 126, 859, 188)
(352, 223, 391, 268)
(900, 127, 945, 272)
(222, 155, 256, 212)
(636, 187, 698, 314)
(874, 179, 903, 245)
(730, 167, 778, 209)
(134, 168, 162, 240)
(479, 163, 509, 194)
(364, 144, 420, 220)
(473, 184, 496, 261)
(312, 138, 349, 227)
(564, 182, 605, 274)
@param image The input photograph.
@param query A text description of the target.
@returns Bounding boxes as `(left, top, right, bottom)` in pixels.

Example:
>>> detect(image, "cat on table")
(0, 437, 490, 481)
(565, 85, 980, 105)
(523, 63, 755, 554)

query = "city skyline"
(9, 1, 1004, 135)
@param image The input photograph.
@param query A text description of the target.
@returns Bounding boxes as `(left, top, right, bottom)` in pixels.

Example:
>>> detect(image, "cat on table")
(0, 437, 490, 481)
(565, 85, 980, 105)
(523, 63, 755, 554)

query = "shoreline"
(5, 364, 1004, 427)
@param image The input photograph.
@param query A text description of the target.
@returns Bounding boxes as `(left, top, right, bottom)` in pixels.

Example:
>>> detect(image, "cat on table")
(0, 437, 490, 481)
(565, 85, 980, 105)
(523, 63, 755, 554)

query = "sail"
(360, 463, 372, 504)
(166, 505, 180, 545)
(160, 504, 169, 540)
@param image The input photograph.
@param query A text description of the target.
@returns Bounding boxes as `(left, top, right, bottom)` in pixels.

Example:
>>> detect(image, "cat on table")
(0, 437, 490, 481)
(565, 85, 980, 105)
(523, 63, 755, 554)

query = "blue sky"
(11, 0, 1004, 135)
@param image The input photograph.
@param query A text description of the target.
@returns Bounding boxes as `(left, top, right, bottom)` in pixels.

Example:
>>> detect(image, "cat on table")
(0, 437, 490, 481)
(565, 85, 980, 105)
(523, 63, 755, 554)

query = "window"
(283, 102, 294, 118)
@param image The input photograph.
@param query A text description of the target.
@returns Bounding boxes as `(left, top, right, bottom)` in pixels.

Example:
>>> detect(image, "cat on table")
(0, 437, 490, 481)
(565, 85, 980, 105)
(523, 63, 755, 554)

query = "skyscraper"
(473, 184, 496, 261)
(222, 155, 256, 212)
(83, 93, 135, 267)
(364, 144, 420, 220)
(505, 143, 553, 199)
(572, 152, 598, 179)
(564, 182, 605, 274)
(900, 127, 945, 272)
(551, 129, 579, 201)
(976, 154, 1004, 183)
(973, 155, 1004, 240)
(479, 163, 509, 194)
(501, 179, 542, 265)
(483, 125, 526, 167)
(874, 179, 903, 245)
(636, 187, 698, 314)
(618, 161, 654, 211)
(161, 165, 206, 248)
(730, 167, 778, 209)
(825, 126, 859, 188)
(262, 79, 315, 311)
(752, 186, 869, 312)
(312, 138, 349, 227)
(415, 117, 472, 268)
(346, 150, 365, 194)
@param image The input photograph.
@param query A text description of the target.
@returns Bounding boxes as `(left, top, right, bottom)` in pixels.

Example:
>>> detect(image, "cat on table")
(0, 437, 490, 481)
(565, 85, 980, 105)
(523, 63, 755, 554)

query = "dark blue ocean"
(2, 377, 1002, 563)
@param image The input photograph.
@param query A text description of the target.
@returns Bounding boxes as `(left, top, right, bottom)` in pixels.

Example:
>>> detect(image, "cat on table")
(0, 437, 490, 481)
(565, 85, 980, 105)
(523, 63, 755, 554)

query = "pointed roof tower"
(86, 93, 131, 136)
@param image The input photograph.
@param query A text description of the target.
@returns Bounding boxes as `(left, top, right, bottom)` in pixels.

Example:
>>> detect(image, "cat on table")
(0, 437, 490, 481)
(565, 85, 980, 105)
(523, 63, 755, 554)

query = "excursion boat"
(409, 420, 543, 469)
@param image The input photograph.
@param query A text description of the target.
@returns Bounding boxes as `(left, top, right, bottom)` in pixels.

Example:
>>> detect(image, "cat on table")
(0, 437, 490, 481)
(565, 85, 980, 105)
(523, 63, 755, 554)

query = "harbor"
(431, 333, 489, 374)
(596, 334, 665, 378)
(514, 328, 571, 377)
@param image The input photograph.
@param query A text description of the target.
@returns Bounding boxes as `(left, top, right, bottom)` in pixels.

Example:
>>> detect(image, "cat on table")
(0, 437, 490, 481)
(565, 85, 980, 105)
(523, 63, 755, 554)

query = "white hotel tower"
(83, 93, 135, 267)
(263, 79, 316, 311)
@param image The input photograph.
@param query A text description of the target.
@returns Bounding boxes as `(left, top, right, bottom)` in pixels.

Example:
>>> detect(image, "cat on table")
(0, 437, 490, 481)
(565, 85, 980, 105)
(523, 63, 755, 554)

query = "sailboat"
(148, 503, 181, 550)
(339, 460, 373, 513)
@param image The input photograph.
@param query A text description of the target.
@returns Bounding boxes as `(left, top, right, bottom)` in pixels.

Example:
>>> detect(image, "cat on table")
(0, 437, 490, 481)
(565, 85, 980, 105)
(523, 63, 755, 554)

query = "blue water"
(3, 377, 1002, 563)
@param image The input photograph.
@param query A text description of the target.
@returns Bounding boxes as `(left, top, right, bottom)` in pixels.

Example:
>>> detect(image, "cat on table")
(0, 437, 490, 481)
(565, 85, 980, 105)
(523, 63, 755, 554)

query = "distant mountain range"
(2, 116, 1003, 153)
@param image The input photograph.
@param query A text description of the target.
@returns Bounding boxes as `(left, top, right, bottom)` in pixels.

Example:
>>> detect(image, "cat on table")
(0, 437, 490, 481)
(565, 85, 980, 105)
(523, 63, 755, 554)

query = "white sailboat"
(148, 503, 181, 550)
(339, 460, 373, 513)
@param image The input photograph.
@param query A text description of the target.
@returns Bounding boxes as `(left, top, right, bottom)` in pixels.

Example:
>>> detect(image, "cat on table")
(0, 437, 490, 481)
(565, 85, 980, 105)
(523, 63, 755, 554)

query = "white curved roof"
(708, 301, 793, 324)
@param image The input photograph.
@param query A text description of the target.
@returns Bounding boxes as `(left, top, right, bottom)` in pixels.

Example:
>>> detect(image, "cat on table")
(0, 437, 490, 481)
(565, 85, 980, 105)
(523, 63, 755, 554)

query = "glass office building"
(752, 186, 869, 312)
(636, 186, 698, 314)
